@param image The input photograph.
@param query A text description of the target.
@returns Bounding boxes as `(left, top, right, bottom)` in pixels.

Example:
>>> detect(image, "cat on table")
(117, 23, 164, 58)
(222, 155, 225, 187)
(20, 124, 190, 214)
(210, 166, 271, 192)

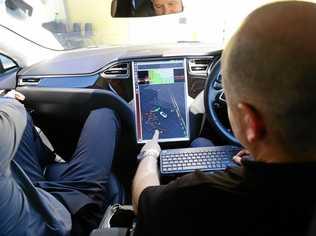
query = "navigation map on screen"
(133, 60, 190, 143)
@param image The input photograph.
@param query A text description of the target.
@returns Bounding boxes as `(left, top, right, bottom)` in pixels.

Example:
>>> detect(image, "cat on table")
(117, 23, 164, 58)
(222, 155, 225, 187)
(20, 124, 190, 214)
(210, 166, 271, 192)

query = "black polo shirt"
(135, 160, 316, 236)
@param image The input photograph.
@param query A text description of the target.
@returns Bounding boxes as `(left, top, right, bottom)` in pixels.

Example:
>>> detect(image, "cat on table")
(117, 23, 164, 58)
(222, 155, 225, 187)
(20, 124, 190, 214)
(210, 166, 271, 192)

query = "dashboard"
(16, 44, 236, 146)
(17, 43, 221, 103)
(102, 55, 219, 102)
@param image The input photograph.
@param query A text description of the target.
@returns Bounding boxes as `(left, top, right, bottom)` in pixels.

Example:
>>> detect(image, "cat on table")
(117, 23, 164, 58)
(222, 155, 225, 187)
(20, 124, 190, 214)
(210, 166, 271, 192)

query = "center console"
(90, 204, 136, 236)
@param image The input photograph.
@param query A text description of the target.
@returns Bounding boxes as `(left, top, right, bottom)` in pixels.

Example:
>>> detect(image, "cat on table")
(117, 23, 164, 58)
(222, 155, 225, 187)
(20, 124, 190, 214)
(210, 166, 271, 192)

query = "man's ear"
(237, 103, 266, 143)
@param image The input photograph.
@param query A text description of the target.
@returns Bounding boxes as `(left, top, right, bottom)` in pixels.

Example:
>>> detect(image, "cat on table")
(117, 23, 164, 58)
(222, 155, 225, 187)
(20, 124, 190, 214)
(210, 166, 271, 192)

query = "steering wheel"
(204, 59, 241, 145)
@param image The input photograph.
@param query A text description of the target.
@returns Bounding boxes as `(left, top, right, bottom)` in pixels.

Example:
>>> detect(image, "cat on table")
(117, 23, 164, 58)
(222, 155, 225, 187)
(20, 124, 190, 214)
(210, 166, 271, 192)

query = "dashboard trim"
(187, 56, 215, 77)
(18, 51, 221, 78)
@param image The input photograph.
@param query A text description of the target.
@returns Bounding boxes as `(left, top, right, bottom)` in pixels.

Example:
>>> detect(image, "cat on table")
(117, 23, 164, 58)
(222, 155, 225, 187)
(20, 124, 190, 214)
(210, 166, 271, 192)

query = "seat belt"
(35, 126, 66, 163)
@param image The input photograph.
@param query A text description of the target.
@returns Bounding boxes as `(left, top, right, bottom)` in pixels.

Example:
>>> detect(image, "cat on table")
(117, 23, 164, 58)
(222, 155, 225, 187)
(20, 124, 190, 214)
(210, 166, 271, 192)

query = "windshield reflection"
(0, 0, 274, 51)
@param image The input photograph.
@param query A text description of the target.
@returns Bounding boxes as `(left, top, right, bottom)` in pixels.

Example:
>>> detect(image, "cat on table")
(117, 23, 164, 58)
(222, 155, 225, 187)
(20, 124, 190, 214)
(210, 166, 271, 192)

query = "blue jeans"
(13, 108, 121, 234)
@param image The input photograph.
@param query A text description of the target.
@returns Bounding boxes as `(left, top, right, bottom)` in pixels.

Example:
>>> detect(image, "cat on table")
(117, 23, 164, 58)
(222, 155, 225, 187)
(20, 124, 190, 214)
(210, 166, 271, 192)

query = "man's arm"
(132, 155, 160, 214)
(132, 130, 161, 214)
(0, 94, 27, 175)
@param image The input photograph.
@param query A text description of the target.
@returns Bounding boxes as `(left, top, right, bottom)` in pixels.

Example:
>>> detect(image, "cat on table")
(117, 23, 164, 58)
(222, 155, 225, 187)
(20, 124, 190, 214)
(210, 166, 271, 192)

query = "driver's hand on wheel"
(3, 90, 25, 102)
(233, 149, 252, 166)
(137, 130, 161, 161)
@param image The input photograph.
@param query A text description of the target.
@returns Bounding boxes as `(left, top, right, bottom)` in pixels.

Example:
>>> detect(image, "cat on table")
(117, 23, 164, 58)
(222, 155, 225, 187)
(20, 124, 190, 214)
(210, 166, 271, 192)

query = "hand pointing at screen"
(133, 130, 161, 213)
(137, 130, 161, 162)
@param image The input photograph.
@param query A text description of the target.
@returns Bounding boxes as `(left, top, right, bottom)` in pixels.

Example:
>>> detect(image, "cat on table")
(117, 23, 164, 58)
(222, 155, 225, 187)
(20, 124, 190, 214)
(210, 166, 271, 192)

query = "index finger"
(152, 130, 160, 141)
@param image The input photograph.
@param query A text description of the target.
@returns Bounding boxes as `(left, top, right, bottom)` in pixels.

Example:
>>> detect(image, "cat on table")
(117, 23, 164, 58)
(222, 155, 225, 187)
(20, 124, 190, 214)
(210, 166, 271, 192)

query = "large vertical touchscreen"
(133, 59, 190, 143)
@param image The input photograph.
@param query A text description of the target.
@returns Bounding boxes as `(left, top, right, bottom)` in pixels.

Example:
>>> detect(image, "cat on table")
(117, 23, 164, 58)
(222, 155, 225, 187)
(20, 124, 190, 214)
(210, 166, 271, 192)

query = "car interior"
(2, 47, 239, 235)
(1, 0, 316, 235)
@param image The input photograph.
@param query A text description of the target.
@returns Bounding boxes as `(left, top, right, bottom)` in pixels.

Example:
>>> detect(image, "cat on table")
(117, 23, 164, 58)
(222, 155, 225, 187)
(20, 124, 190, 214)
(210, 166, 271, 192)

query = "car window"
(0, 54, 17, 74)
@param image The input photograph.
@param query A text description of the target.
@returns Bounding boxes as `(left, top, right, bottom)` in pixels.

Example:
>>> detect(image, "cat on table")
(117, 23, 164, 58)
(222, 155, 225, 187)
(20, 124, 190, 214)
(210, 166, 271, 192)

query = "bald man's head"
(222, 1, 316, 158)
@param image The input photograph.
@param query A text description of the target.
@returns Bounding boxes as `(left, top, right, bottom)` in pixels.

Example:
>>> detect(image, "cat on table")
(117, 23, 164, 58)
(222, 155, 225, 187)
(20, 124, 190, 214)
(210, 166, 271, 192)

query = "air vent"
(18, 77, 41, 86)
(101, 62, 130, 79)
(188, 57, 214, 76)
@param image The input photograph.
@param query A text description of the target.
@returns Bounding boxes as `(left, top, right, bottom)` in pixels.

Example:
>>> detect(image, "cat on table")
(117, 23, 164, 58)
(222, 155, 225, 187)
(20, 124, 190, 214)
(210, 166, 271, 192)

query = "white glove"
(137, 130, 161, 161)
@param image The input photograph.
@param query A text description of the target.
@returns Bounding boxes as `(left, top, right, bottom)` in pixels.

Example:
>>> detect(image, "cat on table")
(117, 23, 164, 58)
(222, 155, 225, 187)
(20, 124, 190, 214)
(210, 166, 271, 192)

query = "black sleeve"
(135, 172, 215, 236)
(135, 169, 245, 236)
(0, 98, 27, 175)
(135, 180, 182, 236)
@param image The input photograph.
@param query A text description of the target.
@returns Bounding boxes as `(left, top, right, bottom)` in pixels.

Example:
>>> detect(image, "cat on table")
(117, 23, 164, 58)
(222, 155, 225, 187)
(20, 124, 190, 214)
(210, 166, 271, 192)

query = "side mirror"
(0, 54, 18, 74)
(0, 54, 19, 89)
(112, 0, 184, 17)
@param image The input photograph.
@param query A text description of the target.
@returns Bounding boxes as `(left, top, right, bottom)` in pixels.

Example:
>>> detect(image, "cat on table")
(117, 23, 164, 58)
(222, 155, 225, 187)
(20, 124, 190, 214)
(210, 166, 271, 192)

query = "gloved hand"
(137, 130, 161, 161)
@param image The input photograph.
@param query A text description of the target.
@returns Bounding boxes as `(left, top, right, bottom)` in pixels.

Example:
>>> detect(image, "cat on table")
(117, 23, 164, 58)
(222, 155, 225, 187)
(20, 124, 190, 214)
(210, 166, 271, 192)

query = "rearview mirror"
(5, 0, 33, 16)
(112, 0, 184, 17)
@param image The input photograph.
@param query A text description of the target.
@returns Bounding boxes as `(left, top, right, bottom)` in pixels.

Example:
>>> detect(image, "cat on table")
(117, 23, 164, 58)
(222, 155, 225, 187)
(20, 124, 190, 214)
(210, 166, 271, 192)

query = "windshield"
(1, 0, 274, 51)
